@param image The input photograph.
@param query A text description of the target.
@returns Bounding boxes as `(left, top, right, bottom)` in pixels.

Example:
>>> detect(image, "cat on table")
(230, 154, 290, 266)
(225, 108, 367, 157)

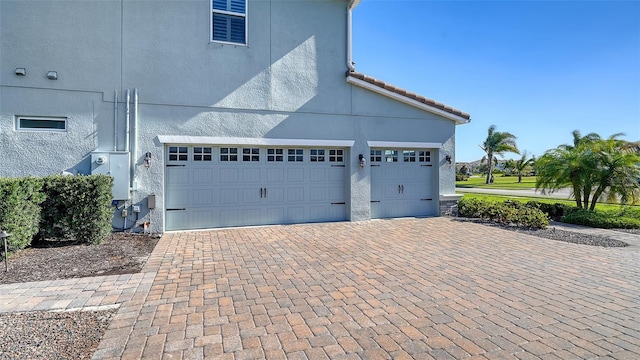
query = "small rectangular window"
(419, 150, 431, 162)
(329, 149, 344, 162)
(242, 148, 259, 161)
(194, 147, 212, 161)
(267, 148, 284, 162)
(310, 149, 325, 162)
(212, 0, 247, 45)
(220, 147, 238, 162)
(288, 149, 303, 162)
(169, 146, 189, 161)
(370, 150, 382, 162)
(16, 116, 66, 132)
(403, 150, 416, 162)
(385, 150, 398, 163)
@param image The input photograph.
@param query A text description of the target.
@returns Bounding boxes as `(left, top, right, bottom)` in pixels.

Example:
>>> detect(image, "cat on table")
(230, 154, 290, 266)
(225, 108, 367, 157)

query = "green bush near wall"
(39, 175, 113, 245)
(0, 177, 46, 252)
(457, 198, 549, 229)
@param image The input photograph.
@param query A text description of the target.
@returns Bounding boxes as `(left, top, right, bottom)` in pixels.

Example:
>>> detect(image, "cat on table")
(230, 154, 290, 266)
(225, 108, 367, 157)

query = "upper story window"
(212, 0, 247, 45)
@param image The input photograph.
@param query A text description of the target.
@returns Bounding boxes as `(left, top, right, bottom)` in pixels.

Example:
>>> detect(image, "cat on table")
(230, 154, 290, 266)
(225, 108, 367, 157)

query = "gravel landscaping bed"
(0, 308, 117, 360)
(455, 218, 630, 247)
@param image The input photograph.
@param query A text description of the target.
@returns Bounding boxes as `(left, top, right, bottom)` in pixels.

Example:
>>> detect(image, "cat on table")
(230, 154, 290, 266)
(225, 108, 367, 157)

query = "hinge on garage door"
(166, 208, 186, 211)
(420, 164, 433, 167)
(420, 199, 433, 201)
(166, 164, 186, 167)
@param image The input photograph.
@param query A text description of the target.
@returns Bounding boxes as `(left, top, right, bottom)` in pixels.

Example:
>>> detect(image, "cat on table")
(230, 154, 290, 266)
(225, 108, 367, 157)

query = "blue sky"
(352, 0, 640, 162)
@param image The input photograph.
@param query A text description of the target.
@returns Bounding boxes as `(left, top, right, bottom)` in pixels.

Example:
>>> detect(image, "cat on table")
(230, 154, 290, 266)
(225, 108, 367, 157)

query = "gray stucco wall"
(1, 0, 463, 232)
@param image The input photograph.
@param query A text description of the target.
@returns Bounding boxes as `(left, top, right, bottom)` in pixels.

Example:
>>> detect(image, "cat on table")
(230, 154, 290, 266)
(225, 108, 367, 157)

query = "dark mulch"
(0, 232, 159, 285)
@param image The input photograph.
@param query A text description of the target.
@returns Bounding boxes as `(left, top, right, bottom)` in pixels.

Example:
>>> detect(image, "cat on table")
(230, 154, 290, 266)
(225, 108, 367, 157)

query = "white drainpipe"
(130, 88, 138, 189)
(347, 6, 355, 72)
(125, 89, 130, 153)
(113, 91, 118, 151)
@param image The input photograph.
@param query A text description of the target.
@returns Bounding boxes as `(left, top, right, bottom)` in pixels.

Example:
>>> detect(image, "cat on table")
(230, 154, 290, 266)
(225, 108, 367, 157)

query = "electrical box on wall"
(91, 152, 130, 200)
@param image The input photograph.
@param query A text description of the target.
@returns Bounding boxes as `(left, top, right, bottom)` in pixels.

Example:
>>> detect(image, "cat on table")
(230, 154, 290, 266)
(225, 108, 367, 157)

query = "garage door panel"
(220, 168, 240, 183)
(287, 187, 305, 202)
(192, 189, 214, 205)
(165, 145, 347, 230)
(193, 168, 214, 183)
(242, 168, 260, 183)
(287, 168, 305, 182)
(166, 167, 189, 184)
(310, 186, 326, 201)
(165, 189, 189, 207)
(267, 168, 285, 182)
(220, 188, 240, 204)
(370, 147, 437, 219)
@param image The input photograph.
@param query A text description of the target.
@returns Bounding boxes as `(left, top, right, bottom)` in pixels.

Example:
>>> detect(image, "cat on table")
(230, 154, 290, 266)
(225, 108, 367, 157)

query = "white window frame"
(211, 0, 248, 46)
(16, 116, 67, 132)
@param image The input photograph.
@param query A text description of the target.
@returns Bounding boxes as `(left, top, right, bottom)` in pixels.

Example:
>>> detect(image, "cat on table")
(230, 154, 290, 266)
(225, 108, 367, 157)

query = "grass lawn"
(456, 175, 537, 189)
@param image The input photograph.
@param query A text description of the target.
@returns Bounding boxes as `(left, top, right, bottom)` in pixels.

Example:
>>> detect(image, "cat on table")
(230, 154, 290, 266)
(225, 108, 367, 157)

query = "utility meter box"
(91, 152, 130, 200)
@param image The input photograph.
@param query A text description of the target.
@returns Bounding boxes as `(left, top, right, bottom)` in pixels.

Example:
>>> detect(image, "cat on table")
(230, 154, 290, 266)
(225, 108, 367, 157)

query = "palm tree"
(514, 151, 535, 183)
(479, 125, 519, 184)
(536, 131, 640, 210)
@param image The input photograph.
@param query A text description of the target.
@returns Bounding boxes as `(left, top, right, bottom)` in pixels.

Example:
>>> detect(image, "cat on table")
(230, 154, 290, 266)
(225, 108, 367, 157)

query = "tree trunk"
(518, 173, 522, 183)
(485, 154, 493, 184)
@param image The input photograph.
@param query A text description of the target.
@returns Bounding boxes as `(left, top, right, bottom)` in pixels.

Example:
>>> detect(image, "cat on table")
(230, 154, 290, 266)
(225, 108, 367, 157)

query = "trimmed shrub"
(455, 174, 469, 181)
(0, 177, 45, 252)
(39, 175, 113, 244)
(458, 198, 549, 228)
(562, 209, 640, 229)
(525, 201, 572, 221)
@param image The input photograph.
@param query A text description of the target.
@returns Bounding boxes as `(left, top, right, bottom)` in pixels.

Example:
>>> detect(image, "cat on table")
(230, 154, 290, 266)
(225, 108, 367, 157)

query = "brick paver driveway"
(93, 218, 640, 359)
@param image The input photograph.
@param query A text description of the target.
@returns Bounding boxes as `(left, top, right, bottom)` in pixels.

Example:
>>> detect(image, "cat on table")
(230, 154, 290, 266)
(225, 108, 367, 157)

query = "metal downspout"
(347, 6, 355, 72)
(125, 89, 130, 153)
(130, 88, 138, 189)
(113, 91, 118, 151)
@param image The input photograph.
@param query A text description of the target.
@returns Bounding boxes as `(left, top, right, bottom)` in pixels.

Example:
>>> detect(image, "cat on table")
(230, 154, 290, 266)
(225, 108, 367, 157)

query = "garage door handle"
(421, 198, 433, 201)
(166, 208, 186, 211)
(166, 164, 186, 167)
(265, 188, 267, 198)
(401, 185, 404, 194)
(260, 188, 264, 198)
(398, 185, 401, 194)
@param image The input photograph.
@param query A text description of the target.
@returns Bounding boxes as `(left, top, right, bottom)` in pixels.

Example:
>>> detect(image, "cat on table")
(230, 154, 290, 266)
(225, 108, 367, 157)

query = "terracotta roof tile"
(347, 71, 471, 121)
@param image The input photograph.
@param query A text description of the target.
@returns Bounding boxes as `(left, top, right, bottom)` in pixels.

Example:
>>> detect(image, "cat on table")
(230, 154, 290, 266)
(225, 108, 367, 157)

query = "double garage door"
(165, 145, 347, 230)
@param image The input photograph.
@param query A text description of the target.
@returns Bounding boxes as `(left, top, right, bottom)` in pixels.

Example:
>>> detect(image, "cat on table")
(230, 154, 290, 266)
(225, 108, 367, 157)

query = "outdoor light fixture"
(445, 154, 452, 165)
(358, 154, 366, 168)
(144, 151, 152, 168)
(47, 71, 58, 80)
(15, 68, 26, 76)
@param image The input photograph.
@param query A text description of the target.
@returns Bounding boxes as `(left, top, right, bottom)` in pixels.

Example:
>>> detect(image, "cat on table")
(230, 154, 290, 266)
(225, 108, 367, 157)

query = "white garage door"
(370, 148, 437, 218)
(165, 145, 347, 230)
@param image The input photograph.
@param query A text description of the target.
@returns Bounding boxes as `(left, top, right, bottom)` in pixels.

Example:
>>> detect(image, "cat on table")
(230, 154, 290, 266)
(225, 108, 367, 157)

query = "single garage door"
(165, 145, 347, 230)
(370, 148, 437, 218)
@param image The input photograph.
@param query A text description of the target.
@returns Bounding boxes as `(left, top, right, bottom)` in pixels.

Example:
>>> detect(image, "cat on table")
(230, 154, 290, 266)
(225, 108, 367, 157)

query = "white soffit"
(346, 77, 470, 124)
(157, 136, 355, 147)
(367, 141, 442, 149)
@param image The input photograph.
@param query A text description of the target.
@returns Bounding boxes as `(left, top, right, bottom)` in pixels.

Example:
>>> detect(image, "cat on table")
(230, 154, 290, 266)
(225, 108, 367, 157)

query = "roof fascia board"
(157, 136, 355, 147)
(367, 141, 442, 149)
(347, 76, 470, 125)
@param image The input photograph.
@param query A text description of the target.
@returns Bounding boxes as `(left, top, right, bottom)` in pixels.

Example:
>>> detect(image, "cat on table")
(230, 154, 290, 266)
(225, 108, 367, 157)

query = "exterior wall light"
(47, 71, 58, 80)
(15, 68, 26, 76)
(445, 154, 452, 165)
(358, 154, 366, 168)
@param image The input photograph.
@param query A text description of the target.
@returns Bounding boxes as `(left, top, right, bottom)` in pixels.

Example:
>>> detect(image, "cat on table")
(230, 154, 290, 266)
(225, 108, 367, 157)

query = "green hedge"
(562, 209, 640, 229)
(0, 177, 46, 252)
(39, 175, 113, 245)
(458, 198, 549, 229)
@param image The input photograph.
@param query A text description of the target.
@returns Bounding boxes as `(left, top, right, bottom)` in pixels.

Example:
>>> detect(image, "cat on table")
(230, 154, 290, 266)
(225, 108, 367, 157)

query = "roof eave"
(346, 76, 471, 125)
(348, 0, 361, 10)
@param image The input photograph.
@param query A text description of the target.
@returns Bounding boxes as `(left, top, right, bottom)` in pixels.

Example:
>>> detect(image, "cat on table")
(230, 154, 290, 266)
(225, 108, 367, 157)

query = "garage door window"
(370, 150, 382, 162)
(288, 149, 303, 162)
(194, 147, 212, 161)
(267, 148, 284, 162)
(243, 148, 260, 161)
(329, 149, 344, 162)
(220, 147, 238, 161)
(419, 151, 431, 162)
(403, 150, 416, 162)
(169, 146, 189, 161)
(310, 149, 325, 162)
(384, 150, 399, 163)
